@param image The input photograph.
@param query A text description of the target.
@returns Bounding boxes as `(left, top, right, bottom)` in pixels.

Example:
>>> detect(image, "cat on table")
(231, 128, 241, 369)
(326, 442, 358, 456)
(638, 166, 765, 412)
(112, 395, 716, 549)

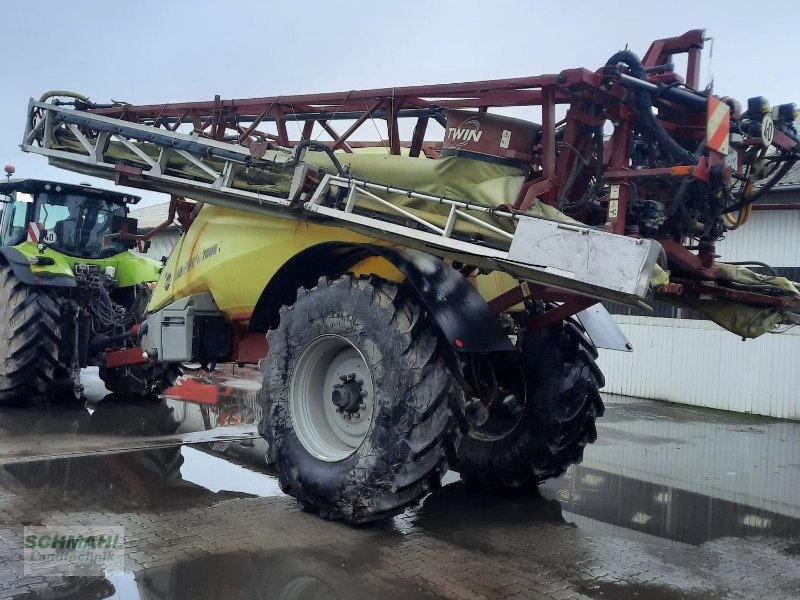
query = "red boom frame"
(92, 30, 799, 363)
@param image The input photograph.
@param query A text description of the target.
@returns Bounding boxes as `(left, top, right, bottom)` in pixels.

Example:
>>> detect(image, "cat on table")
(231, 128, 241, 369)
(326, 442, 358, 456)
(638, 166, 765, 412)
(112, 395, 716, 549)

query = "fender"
(249, 242, 513, 353)
(0, 247, 76, 288)
(575, 303, 632, 352)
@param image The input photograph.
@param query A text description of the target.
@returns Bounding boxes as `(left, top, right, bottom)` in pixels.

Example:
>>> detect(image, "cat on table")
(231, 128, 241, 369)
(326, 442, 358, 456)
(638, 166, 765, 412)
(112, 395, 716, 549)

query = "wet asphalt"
(0, 367, 797, 599)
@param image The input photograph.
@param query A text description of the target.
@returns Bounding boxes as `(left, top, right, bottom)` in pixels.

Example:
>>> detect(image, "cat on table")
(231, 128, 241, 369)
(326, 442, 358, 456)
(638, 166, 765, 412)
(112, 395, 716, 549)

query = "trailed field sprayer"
(20, 30, 800, 521)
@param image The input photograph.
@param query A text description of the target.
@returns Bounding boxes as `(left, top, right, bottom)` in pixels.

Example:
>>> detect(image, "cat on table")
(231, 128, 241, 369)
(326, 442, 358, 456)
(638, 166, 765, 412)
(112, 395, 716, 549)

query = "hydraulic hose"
(39, 90, 91, 104)
(722, 157, 797, 214)
(285, 140, 346, 176)
(605, 51, 698, 166)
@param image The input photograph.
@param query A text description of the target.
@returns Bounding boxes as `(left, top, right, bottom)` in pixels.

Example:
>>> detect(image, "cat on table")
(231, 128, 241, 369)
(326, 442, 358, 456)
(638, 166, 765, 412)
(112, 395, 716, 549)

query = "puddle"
(15, 548, 438, 600)
(409, 479, 565, 532)
(540, 463, 800, 544)
(179, 446, 284, 497)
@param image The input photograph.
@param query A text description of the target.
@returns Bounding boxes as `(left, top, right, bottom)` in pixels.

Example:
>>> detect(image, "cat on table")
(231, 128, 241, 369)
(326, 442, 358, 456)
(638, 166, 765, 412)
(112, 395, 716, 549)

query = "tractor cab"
(0, 179, 140, 259)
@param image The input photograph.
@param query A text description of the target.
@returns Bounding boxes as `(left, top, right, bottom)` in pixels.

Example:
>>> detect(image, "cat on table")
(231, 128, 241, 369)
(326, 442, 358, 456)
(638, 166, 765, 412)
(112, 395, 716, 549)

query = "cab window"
(0, 197, 31, 246)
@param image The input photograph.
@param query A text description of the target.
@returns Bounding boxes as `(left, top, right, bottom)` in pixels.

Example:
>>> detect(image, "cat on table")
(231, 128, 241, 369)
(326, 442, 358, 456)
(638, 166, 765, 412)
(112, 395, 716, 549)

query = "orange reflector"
(671, 166, 693, 176)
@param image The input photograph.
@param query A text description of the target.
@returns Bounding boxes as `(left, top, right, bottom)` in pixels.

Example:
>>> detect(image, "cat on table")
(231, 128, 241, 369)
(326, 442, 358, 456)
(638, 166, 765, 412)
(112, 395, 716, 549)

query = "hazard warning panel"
(27, 222, 43, 243)
(706, 96, 730, 155)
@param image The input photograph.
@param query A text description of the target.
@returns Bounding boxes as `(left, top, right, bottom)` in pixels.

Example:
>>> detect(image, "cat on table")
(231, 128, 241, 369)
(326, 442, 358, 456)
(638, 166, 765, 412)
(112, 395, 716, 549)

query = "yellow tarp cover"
(51, 131, 799, 337)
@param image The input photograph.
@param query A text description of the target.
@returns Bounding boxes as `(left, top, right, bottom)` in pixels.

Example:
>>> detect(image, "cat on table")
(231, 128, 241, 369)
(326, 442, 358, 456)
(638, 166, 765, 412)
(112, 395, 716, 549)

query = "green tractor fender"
(248, 242, 514, 353)
(0, 246, 76, 288)
(0, 243, 161, 289)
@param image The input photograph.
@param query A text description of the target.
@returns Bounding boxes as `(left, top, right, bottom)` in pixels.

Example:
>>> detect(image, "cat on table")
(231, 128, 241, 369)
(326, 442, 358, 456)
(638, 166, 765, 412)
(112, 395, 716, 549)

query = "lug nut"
(344, 413, 352, 421)
(353, 412, 360, 419)
(339, 374, 348, 382)
(359, 402, 366, 410)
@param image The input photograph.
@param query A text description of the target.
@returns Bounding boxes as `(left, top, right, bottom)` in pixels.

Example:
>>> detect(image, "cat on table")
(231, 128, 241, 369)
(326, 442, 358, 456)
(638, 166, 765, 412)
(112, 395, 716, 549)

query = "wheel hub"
(331, 373, 367, 418)
(289, 335, 375, 462)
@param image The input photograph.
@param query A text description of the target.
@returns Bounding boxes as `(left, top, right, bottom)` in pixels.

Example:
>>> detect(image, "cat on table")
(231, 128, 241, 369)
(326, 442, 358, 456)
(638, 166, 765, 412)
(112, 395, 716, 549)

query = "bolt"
(502, 394, 525, 419)
(359, 402, 366, 410)
(347, 373, 356, 381)
(353, 412, 360, 419)
(464, 398, 489, 428)
(339, 374, 348, 382)
(344, 413, 352, 421)
(359, 390, 368, 397)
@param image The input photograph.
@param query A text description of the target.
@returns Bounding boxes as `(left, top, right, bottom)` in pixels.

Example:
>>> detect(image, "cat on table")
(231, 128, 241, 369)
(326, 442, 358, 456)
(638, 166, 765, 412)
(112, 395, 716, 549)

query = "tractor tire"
(99, 362, 182, 398)
(0, 264, 61, 404)
(259, 274, 463, 523)
(456, 319, 605, 488)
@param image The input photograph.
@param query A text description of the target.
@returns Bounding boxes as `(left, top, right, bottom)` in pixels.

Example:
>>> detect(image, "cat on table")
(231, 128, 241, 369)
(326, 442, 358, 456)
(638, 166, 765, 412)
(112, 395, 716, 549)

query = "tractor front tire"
(0, 265, 61, 404)
(456, 320, 605, 488)
(259, 275, 462, 523)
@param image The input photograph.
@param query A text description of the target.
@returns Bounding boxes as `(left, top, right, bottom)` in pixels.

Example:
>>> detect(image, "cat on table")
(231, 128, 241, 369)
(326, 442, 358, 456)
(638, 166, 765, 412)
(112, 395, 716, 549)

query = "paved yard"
(0, 368, 797, 599)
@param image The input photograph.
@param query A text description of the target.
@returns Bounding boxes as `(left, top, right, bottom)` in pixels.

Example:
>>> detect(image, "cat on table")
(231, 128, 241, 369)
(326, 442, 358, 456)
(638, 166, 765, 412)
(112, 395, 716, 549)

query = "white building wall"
(599, 316, 800, 420)
(715, 209, 800, 266)
(140, 229, 180, 262)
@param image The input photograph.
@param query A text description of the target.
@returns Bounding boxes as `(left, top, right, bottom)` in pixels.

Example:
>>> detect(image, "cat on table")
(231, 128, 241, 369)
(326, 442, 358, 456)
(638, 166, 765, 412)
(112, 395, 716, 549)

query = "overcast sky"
(4, 0, 797, 206)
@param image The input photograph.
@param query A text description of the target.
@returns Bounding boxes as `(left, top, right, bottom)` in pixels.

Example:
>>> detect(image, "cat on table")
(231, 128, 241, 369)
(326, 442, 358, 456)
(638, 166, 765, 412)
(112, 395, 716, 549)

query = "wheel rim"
(289, 335, 375, 462)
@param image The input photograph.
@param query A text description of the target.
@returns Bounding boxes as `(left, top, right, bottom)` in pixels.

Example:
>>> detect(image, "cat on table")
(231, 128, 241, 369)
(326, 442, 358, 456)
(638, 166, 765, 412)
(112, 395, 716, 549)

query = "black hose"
(284, 140, 346, 176)
(724, 261, 778, 276)
(90, 330, 133, 352)
(605, 51, 698, 166)
(721, 157, 797, 214)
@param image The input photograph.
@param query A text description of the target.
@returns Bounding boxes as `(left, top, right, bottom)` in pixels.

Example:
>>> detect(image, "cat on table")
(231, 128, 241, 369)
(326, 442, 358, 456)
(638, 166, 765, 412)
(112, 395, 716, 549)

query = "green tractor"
(0, 172, 173, 403)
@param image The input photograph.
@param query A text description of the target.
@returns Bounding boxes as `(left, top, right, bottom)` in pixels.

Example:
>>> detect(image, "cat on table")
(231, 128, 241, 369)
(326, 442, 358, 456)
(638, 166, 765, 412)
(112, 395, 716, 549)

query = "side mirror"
(111, 216, 139, 249)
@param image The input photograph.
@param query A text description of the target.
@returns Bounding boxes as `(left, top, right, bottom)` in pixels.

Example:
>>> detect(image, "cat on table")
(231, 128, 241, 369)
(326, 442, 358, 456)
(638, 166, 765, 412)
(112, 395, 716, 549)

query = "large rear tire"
(259, 274, 462, 523)
(0, 264, 62, 404)
(456, 319, 604, 488)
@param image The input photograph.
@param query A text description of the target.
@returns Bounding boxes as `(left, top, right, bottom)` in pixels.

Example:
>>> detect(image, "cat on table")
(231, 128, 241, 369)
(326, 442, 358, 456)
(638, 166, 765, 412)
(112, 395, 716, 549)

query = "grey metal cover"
(507, 217, 660, 301)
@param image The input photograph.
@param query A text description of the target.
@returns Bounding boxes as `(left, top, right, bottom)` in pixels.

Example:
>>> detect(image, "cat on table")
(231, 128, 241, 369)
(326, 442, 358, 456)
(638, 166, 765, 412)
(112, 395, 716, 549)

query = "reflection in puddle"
(16, 548, 438, 600)
(541, 464, 800, 544)
(180, 447, 284, 497)
(410, 479, 565, 531)
(1, 397, 258, 513)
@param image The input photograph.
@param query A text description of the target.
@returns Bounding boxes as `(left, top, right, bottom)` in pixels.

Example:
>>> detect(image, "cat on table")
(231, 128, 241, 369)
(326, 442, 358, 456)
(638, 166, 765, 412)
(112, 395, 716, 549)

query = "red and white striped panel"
(706, 96, 730, 155)
(26, 222, 43, 243)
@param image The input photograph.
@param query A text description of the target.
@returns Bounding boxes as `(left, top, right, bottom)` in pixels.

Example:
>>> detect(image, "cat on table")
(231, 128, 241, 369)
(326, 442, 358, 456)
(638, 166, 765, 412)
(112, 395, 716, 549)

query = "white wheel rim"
(289, 335, 375, 462)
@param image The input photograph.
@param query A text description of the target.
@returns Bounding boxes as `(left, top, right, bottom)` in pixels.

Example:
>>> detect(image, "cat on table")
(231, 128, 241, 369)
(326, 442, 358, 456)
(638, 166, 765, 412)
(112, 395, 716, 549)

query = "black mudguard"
(0, 247, 76, 288)
(249, 242, 513, 353)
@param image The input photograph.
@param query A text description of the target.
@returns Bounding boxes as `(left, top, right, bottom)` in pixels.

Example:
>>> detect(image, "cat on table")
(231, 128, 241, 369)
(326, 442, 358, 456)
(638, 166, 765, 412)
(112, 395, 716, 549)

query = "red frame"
(86, 30, 799, 345)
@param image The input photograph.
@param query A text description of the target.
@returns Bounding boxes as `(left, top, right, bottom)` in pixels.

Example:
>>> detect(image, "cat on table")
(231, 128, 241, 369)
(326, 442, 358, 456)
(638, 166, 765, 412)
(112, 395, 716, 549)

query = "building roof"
(129, 202, 176, 232)
(769, 161, 800, 190)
